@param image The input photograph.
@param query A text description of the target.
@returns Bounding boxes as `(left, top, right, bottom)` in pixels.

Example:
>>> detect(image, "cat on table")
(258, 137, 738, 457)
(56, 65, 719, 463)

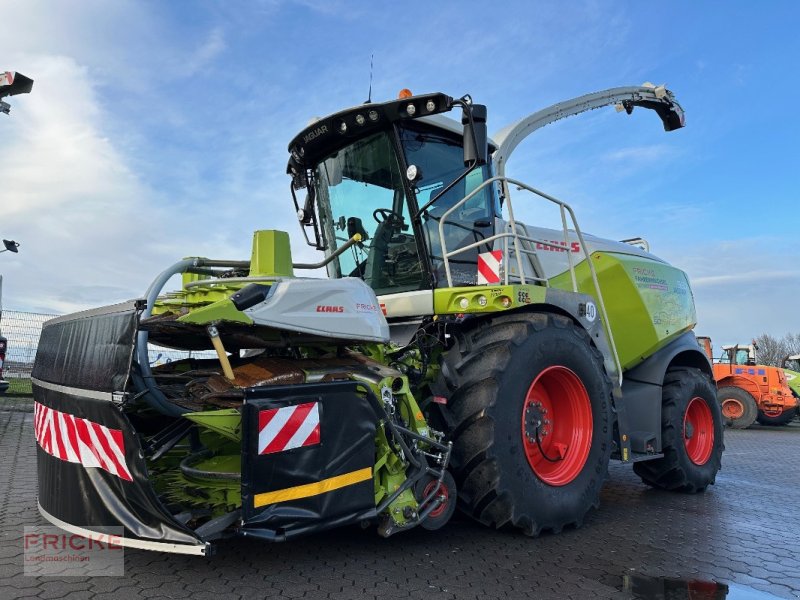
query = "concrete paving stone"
(270, 584, 319, 598)
(3, 410, 800, 599)
(136, 583, 192, 599)
(0, 584, 43, 597)
(35, 580, 94, 599)
(747, 581, 797, 600)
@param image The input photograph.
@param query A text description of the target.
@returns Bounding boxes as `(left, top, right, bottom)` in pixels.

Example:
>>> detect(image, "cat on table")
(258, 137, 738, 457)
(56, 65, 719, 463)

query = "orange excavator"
(697, 337, 798, 428)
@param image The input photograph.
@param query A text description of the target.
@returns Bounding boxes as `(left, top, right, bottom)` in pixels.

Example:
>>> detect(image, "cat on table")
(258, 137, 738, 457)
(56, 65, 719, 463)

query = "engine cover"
(244, 277, 389, 343)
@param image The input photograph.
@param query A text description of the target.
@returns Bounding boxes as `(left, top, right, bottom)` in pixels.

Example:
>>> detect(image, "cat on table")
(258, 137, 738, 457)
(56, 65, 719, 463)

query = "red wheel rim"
(422, 480, 449, 518)
(721, 398, 744, 420)
(521, 366, 593, 486)
(684, 397, 714, 465)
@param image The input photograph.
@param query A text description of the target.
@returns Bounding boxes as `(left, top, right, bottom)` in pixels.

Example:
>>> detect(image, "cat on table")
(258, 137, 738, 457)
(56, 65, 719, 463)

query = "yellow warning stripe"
(253, 467, 373, 508)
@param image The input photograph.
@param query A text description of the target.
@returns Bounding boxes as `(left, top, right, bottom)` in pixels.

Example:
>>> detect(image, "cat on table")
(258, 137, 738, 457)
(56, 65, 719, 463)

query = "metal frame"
(38, 502, 209, 556)
(491, 84, 685, 179)
(438, 175, 622, 383)
(30, 377, 116, 403)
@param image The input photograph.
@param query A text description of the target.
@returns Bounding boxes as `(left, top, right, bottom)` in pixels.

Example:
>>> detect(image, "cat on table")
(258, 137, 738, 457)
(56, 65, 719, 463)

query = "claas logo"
(316, 305, 344, 313)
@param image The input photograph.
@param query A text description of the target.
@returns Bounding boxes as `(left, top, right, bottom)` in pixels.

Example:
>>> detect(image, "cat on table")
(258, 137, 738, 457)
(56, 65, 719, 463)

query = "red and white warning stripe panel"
(259, 402, 321, 455)
(33, 402, 133, 482)
(477, 250, 503, 285)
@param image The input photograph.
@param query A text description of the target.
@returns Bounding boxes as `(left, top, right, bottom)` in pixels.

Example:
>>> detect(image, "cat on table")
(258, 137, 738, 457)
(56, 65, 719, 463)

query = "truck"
(32, 85, 723, 555)
(697, 337, 798, 428)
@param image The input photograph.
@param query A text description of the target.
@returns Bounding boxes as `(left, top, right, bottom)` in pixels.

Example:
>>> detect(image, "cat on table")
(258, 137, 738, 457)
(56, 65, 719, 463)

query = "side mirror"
(462, 104, 488, 166)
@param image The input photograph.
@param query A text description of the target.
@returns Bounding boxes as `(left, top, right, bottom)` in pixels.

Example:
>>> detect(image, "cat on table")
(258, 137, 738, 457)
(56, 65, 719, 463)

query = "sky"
(1, 0, 799, 349)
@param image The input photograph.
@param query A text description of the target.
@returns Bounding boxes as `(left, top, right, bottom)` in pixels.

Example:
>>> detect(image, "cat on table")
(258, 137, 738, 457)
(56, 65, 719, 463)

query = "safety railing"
(437, 175, 622, 383)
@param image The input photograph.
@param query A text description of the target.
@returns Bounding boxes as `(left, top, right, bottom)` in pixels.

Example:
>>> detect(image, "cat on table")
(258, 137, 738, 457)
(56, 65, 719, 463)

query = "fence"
(1, 309, 213, 396)
(1, 310, 54, 395)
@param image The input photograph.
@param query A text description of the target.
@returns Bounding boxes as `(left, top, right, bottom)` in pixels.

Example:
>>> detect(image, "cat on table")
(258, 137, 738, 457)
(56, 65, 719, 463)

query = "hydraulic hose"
(136, 257, 246, 417)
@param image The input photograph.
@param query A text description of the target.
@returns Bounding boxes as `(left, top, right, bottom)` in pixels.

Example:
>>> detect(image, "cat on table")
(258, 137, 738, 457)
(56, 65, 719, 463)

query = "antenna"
(366, 54, 374, 104)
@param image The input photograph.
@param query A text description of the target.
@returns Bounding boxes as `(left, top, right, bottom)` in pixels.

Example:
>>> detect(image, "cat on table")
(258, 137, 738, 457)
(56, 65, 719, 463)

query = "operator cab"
(287, 92, 496, 298)
(721, 344, 757, 366)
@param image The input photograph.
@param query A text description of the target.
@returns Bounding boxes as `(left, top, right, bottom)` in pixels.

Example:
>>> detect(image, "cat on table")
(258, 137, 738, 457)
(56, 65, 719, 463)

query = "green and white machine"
(782, 354, 800, 401)
(33, 85, 723, 555)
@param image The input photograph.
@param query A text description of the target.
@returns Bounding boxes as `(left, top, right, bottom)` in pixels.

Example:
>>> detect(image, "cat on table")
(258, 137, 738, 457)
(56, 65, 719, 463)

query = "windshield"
(313, 131, 424, 295)
(722, 348, 752, 365)
(399, 122, 496, 287)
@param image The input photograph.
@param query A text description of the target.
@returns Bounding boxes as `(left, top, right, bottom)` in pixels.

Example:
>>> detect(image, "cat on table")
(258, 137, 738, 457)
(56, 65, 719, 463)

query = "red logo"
(536, 241, 580, 253)
(316, 305, 344, 313)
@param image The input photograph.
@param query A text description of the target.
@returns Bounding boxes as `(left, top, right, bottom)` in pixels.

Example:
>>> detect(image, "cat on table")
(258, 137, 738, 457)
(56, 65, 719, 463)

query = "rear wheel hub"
(721, 398, 744, 420)
(683, 397, 714, 466)
(521, 366, 593, 487)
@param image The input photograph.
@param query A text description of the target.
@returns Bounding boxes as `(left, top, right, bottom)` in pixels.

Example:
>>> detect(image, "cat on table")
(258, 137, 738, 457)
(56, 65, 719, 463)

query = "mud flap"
(241, 381, 378, 541)
(32, 302, 207, 554)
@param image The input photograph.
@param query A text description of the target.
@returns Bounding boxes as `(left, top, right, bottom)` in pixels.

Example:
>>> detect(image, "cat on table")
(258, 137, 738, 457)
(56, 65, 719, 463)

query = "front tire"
(634, 368, 724, 493)
(440, 312, 612, 536)
(718, 386, 758, 429)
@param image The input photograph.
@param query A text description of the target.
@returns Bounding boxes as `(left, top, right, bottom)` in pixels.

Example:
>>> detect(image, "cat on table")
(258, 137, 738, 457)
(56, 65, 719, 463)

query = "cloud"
(658, 238, 800, 345)
(0, 54, 168, 312)
(0, 2, 314, 315)
(692, 270, 800, 287)
(602, 144, 678, 164)
(180, 28, 227, 77)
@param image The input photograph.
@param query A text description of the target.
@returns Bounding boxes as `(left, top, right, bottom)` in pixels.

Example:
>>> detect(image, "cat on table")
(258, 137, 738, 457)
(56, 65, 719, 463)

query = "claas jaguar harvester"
(32, 85, 723, 555)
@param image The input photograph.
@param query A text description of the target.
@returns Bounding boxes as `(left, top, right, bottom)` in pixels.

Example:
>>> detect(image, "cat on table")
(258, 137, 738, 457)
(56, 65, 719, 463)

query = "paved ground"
(1, 399, 799, 600)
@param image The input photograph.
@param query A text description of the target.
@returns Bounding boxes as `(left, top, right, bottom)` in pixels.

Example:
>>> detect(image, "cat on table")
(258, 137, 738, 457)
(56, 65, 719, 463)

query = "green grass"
(4, 378, 33, 396)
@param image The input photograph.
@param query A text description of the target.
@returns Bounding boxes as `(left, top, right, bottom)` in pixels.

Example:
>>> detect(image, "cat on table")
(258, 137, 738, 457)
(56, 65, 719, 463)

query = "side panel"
(622, 332, 711, 453)
(33, 302, 137, 392)
(31, 302, 204, 551)
(241, 382, 378, 541)
(550, 252, 696, 371)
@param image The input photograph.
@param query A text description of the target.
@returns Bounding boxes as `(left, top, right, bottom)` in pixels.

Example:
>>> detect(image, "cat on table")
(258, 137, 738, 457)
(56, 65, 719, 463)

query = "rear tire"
(756, 408, 797, 426)
(718, 386, 758, 429)
(633, 368, 723, 493)
(439, 312, 612, 536)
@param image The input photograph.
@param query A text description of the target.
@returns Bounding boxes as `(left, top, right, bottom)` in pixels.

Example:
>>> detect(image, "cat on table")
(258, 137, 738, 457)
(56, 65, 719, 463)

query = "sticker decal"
(33, 402, 133, 482)
(477, 251, 503, 285)
(258, 402, 321, 455)
(585, 302, 597, 322)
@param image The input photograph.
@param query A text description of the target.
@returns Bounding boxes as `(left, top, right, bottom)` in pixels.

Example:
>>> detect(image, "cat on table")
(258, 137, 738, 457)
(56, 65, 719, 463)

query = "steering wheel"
(373, 208, 403, 224)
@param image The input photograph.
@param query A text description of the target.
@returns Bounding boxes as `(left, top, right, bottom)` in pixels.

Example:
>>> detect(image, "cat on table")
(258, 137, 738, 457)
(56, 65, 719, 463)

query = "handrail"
(436, 175, 622, 385)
